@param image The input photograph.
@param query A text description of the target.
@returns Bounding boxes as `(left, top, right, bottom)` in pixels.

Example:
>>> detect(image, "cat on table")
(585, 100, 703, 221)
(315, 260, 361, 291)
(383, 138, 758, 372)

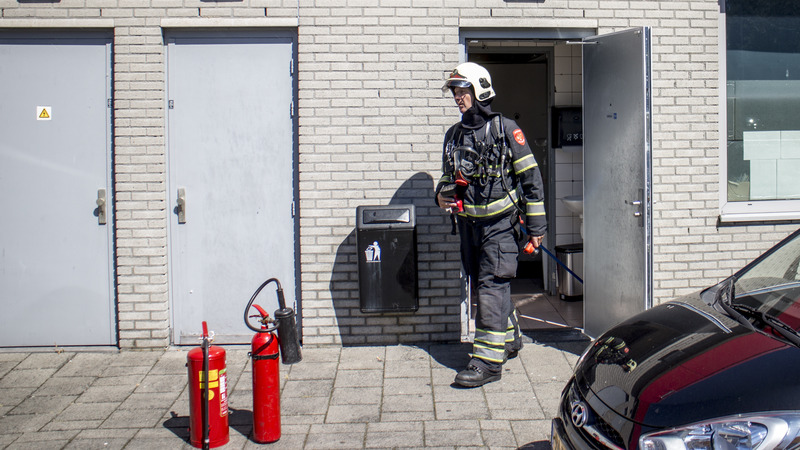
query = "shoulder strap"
(489, 115, 507, 146)
(449, 124, 463, 147)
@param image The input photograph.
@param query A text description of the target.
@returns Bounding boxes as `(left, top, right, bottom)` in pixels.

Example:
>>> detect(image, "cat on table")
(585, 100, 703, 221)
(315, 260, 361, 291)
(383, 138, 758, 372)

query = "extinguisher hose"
(244, 278, 282, 334)
(513, 214, 584, 284)
(245, 277, 303, 365)
(540, 244, 584, 284)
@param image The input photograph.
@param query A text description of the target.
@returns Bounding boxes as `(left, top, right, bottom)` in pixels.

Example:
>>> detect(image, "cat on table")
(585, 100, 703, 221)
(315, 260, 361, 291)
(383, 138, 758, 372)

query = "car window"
(734, 233, 800, 327)
(736, 235, 800, 293)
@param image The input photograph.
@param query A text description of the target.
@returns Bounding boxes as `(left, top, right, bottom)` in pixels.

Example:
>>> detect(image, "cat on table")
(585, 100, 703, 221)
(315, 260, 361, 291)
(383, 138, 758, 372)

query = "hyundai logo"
(570, 401, 590, 428)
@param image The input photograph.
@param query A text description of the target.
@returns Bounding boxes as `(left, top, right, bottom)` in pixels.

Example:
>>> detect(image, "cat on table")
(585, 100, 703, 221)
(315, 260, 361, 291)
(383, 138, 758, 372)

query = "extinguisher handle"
(251, 304, 269, 320)
(201, 321, 209, 339)
(244, 278, 283, 333)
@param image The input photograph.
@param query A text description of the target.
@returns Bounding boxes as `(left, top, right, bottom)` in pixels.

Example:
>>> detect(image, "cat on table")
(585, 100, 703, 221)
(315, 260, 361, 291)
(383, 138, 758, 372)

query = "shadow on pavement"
(427, 342, 472, 372)
(519, 440, 552, 449)
(162, 411, 189, 443)
(522, 329, 592, 357)
(162, 407, 255, 444)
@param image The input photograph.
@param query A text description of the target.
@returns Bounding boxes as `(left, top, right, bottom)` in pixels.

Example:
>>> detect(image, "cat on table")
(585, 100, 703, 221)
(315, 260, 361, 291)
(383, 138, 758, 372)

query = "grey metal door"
(583, 27, 653, 337)
(166, 31, 296, 344)
(0, 31, 115, 346)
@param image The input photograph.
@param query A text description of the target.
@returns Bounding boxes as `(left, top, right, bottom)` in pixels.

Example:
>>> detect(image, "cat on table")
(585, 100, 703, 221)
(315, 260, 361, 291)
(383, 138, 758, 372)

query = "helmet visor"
(441, 78, 472, 93)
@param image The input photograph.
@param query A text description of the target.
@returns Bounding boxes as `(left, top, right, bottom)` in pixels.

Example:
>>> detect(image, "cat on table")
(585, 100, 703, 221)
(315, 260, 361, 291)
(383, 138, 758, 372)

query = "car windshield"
(732, 231, 800, 334)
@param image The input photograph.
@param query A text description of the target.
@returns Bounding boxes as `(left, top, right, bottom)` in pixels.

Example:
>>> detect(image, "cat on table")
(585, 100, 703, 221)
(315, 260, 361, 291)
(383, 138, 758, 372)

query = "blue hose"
(519, 222, 584, 284)
(538, 244, 583, 284)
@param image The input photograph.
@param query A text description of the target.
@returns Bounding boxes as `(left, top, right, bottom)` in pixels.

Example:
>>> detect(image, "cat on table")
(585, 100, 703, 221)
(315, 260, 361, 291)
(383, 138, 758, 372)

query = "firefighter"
(436, 62, 547, 387)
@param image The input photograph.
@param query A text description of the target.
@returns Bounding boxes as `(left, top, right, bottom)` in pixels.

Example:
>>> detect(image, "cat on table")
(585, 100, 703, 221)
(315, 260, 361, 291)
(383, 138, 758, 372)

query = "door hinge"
(289, 59, 294, 76)
(290, 101, 294, 119)
(169, 100, 175, 110)
(291, 201, 296, 217)
(107, 99, 112, 108)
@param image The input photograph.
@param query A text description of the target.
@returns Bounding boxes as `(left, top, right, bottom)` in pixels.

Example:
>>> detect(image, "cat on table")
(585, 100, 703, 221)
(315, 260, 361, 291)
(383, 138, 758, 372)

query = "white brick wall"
(2, 0, 797, 348)
(296, 0, 461, 345)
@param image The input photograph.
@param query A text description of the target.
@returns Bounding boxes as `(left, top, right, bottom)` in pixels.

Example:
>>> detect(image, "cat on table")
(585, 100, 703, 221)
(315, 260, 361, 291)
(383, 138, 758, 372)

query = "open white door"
(583, 27, 653, 337)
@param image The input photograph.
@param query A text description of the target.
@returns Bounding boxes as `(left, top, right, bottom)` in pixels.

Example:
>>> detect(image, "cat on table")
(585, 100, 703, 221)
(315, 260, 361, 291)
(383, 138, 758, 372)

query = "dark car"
(552, 228, 800, 450)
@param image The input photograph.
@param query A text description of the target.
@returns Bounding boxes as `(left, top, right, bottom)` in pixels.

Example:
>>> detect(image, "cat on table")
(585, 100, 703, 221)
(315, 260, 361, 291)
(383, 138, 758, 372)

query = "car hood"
(575, 293, 800, 430)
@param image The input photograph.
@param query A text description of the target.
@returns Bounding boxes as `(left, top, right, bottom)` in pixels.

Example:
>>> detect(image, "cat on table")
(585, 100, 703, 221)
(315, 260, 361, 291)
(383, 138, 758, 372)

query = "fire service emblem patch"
(513, 129, 526, 145)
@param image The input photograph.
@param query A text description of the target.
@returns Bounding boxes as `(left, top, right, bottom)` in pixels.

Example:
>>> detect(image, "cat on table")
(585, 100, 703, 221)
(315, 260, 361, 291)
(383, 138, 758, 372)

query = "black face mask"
(460, 100, 495, 130)
(452, 145, 481, 185)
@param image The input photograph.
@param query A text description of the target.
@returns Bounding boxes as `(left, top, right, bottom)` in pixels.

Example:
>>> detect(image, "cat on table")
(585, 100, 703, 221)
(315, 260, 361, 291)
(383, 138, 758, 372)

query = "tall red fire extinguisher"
(187, 321, 229, 449)
(244, 278, 302, 444)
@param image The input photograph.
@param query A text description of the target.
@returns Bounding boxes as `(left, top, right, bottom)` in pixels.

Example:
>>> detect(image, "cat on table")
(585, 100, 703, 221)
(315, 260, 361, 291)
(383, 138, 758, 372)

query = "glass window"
(722, 0, 800, 221)
(733, 231, 800, 328)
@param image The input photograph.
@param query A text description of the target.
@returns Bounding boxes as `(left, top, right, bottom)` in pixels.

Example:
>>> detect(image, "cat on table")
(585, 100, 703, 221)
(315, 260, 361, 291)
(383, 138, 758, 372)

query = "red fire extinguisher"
(187, 321, 229, 449)
(244, 278, 302, 444)
(246, 303, 281, 443)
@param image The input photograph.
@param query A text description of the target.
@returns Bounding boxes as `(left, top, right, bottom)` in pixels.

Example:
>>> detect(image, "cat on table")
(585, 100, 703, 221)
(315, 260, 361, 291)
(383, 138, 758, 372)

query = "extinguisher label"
(198, 369, 220, 387)
(198, 369, 220, 400)
(219, 368, 228, 417)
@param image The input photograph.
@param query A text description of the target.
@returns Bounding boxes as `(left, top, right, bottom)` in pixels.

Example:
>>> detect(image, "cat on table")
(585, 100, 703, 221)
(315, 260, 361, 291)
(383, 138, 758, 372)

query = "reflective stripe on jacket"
(435, 115, 547, 236)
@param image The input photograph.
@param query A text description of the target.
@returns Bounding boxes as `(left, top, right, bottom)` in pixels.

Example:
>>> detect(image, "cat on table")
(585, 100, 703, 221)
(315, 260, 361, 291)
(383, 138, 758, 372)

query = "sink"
(561, 195, 583, 216)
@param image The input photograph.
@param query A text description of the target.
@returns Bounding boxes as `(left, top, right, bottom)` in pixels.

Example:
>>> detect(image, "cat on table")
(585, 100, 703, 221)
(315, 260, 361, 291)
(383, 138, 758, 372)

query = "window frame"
(718, 3, 800, 223)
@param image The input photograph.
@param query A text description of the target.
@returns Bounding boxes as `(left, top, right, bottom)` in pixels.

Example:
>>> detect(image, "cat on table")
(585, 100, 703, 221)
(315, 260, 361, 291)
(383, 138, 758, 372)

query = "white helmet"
(442, 62, 495, 102)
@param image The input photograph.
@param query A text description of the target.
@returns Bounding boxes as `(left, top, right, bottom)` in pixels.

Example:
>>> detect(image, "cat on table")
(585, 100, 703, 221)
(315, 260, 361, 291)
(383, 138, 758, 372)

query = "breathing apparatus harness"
(444, 114, 525, 234)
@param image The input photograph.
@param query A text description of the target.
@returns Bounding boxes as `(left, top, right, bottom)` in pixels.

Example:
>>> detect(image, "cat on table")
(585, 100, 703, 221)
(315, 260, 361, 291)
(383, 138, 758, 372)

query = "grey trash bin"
(555, 243, 583, 300)
(356, 205, 418, 313)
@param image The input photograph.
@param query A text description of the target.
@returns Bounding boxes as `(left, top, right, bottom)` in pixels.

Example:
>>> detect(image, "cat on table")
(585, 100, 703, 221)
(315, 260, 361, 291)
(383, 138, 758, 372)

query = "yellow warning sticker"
(37, 106, 51, 121)
(198, 369, 220, 388)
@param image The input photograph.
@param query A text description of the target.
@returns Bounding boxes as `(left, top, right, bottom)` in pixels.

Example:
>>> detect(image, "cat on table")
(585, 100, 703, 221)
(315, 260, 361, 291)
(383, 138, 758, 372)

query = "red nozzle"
(523, 242, 535, 254)
(201, 321, 209, 339)
(252, 304, 269, 320)
(251, 305, 270, 329)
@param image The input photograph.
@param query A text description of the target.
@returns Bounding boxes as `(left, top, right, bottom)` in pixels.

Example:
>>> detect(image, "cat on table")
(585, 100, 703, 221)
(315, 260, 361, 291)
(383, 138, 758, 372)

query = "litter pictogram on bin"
(364, 241, 381, 263)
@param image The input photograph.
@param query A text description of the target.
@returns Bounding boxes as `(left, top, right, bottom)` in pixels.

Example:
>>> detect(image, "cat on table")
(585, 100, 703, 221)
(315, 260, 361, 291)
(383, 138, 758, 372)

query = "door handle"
(96, 189, 107, 225)
(177, 188, 186, 224)
(631, 200, 642, 217)
(626, 200, 643, 217)
(626, 190, 645, 222)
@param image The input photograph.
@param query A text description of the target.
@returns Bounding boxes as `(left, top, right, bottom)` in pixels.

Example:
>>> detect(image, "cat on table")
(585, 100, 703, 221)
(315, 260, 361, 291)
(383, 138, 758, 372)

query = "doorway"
(460, 28, 653, 340)
(465, 39, 584, 335)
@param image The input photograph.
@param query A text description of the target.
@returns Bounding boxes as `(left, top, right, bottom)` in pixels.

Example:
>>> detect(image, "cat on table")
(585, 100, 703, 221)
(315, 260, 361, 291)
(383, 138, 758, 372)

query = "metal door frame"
(454, 27, 652, 341)
(457, 28, 595, 342)
(0, 29, 116, 347)
(164, 28, 300, 344)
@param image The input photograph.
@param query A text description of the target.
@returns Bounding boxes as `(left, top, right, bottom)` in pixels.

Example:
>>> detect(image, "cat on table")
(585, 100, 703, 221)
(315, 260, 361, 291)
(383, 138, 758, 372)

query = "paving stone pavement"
(0, 338, 590, 449)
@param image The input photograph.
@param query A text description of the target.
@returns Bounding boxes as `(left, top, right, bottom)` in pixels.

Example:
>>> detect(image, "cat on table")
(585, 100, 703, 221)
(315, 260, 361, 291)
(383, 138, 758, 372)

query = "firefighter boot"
(454, 361, 501, 388)
(504, 341, 522, 363)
